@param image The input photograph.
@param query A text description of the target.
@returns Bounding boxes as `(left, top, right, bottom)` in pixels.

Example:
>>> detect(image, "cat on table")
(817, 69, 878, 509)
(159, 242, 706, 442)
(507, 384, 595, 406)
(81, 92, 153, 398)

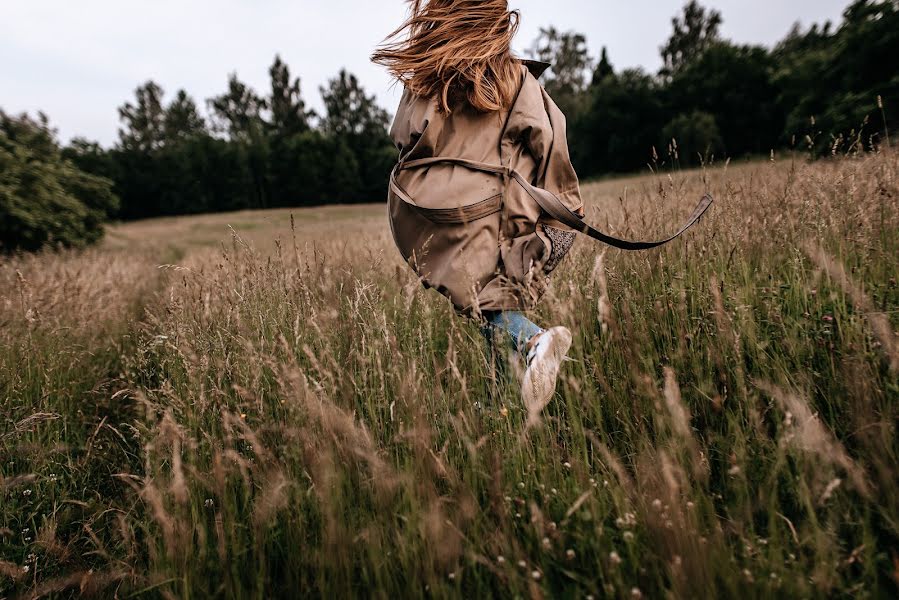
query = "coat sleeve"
(517, 76, 585, 219)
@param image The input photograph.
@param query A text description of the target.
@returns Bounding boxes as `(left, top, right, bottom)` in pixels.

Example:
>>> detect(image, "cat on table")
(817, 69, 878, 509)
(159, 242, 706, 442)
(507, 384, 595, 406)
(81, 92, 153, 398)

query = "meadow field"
(1, 151, 897, 598)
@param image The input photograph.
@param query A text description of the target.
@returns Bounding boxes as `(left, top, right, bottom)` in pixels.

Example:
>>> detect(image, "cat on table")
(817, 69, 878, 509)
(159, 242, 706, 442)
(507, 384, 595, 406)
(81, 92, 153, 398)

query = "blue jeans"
(481, 310, 544, 355)
(479, 311, 543, 399)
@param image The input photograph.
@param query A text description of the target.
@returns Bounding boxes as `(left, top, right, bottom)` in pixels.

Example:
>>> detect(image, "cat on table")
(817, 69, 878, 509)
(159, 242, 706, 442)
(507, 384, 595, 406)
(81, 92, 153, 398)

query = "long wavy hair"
(371, 0, 522, 114)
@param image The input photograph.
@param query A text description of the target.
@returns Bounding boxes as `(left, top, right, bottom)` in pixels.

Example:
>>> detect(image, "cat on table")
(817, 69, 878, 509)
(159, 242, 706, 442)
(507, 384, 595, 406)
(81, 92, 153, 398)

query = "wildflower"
(609, 551, 622, 565)
(563, 461, 571, 469)
(728, 465, 741, 475)
(448, 572, 455, 580)
(48, 473, 58, 482)
(531, 570, 542, 581)
(22, 565, 30, 573)
(651, 498, 662, 510)
(623, 531, 634, 541)
(822, 314, 833, 322)
(686, 501, 695, 509)
(566, 549, 576, 560)
(550, 488, 558, 495)
(204, 498, 215, 508)
(518, 482, 525, 490)
(631, 587, 642, 599)
(542, 537, 551, 550)
(496, 555, 505, 565)
(518, 560, 527, 569)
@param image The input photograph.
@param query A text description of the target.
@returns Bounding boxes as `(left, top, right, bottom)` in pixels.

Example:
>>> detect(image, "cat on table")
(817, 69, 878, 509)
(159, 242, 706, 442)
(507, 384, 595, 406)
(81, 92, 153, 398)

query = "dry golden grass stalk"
(0, 559, 26, 582)
(252, 469, 290, 529)
(755, 379, 870, 497)
(592, 250, 613, 335)
(804, 242, 899, 373)
(22, 569, 129, 600)
(663, 367, 692, 440)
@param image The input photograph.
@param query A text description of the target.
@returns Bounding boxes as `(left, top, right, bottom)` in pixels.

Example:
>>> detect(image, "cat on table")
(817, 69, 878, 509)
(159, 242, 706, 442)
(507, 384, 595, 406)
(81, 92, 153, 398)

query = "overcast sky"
(2, 0, 849, 146)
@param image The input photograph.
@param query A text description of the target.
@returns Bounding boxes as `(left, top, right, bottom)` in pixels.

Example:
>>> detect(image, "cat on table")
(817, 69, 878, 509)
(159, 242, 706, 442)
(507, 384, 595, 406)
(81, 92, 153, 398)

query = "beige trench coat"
(387, 60, 585, 315)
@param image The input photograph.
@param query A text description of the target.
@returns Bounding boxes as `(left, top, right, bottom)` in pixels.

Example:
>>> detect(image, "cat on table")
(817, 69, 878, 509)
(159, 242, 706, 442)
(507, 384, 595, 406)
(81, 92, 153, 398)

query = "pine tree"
(207, 74, 267, 140)
(659, 1, 723, 78)
(319, 70, 389, 137)
(268, 55, 313, 138)
(591, 47, 614, 86)
(117, 81, 166, 152)
(527, 27, 593, 118)
(164, 90, 207, 142)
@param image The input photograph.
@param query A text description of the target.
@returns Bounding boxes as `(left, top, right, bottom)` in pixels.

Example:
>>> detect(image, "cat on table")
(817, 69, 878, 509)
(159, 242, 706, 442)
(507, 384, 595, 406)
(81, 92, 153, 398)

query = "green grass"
(2, 152, 897, 598)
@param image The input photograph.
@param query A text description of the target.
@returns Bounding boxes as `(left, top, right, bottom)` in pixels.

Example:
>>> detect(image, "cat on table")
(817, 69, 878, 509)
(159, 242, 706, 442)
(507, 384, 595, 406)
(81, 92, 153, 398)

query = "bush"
(0, 112, 118, 253)
(661, 110, 724, 164)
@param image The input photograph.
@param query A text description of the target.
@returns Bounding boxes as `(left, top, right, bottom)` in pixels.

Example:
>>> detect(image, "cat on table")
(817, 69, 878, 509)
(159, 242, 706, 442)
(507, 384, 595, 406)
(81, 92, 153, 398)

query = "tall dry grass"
(2, 151, 897, 598)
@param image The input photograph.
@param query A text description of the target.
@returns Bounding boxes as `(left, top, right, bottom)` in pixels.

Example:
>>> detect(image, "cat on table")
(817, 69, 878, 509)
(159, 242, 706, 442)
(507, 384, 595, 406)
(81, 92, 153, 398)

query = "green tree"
(590, 47, 614, 86)
(661, 110, 724, 165)
(660, 1, 722, 79)
(773, 0, 898, 154)
(666, 42, 782, 157)
(268, 55, 314, 138)
(320, 70, 389, 137)
(117, 81, 166, 152)
(1, 112, 118, 252)
(164, 90, 207, 142)
(208, 74, 268, 140)
(528, 27, 593, 117)
(208, 74, 270, 207)
(573, 69, 666, 175)
(320, 70, 394, 202)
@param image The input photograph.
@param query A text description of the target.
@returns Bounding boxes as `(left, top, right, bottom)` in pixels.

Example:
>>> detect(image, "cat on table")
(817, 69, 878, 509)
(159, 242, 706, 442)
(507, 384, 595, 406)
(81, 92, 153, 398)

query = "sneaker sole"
(521, 327, 573, 419)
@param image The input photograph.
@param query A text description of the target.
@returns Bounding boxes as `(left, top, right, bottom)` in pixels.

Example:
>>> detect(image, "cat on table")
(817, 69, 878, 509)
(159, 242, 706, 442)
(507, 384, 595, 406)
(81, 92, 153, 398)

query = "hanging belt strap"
(390, 155, 713, 251)
(508, 169, 713, 250)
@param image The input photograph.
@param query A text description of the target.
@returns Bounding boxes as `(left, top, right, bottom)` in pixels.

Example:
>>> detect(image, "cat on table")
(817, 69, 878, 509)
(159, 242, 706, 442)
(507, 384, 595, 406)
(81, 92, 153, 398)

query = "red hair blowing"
(371, 0, 522, 114)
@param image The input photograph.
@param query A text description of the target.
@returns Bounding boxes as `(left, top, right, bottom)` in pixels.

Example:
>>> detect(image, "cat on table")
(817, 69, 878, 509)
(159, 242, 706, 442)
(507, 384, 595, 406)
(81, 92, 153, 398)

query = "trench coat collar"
(519, 59, 551, 79)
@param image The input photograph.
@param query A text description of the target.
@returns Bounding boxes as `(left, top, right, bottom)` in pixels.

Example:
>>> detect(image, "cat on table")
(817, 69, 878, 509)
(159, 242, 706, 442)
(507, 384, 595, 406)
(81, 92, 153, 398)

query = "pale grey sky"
(1, 0, 849, 146)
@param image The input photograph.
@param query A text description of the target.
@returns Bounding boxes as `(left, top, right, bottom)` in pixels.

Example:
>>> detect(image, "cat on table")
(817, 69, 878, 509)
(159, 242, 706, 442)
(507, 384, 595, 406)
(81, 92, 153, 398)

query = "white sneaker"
(521, 326, 572, 424)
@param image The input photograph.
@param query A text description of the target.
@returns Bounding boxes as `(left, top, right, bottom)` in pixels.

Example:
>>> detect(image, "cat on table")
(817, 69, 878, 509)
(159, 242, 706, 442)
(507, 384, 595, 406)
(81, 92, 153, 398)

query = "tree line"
(63, 60, 396, 221)
(537, 0, 897, 176)
(1, 0, 897, 252)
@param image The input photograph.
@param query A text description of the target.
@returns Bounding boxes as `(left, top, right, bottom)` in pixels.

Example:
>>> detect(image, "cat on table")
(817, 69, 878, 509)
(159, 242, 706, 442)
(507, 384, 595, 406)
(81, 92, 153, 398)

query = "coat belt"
(389, 156, 713, 250)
